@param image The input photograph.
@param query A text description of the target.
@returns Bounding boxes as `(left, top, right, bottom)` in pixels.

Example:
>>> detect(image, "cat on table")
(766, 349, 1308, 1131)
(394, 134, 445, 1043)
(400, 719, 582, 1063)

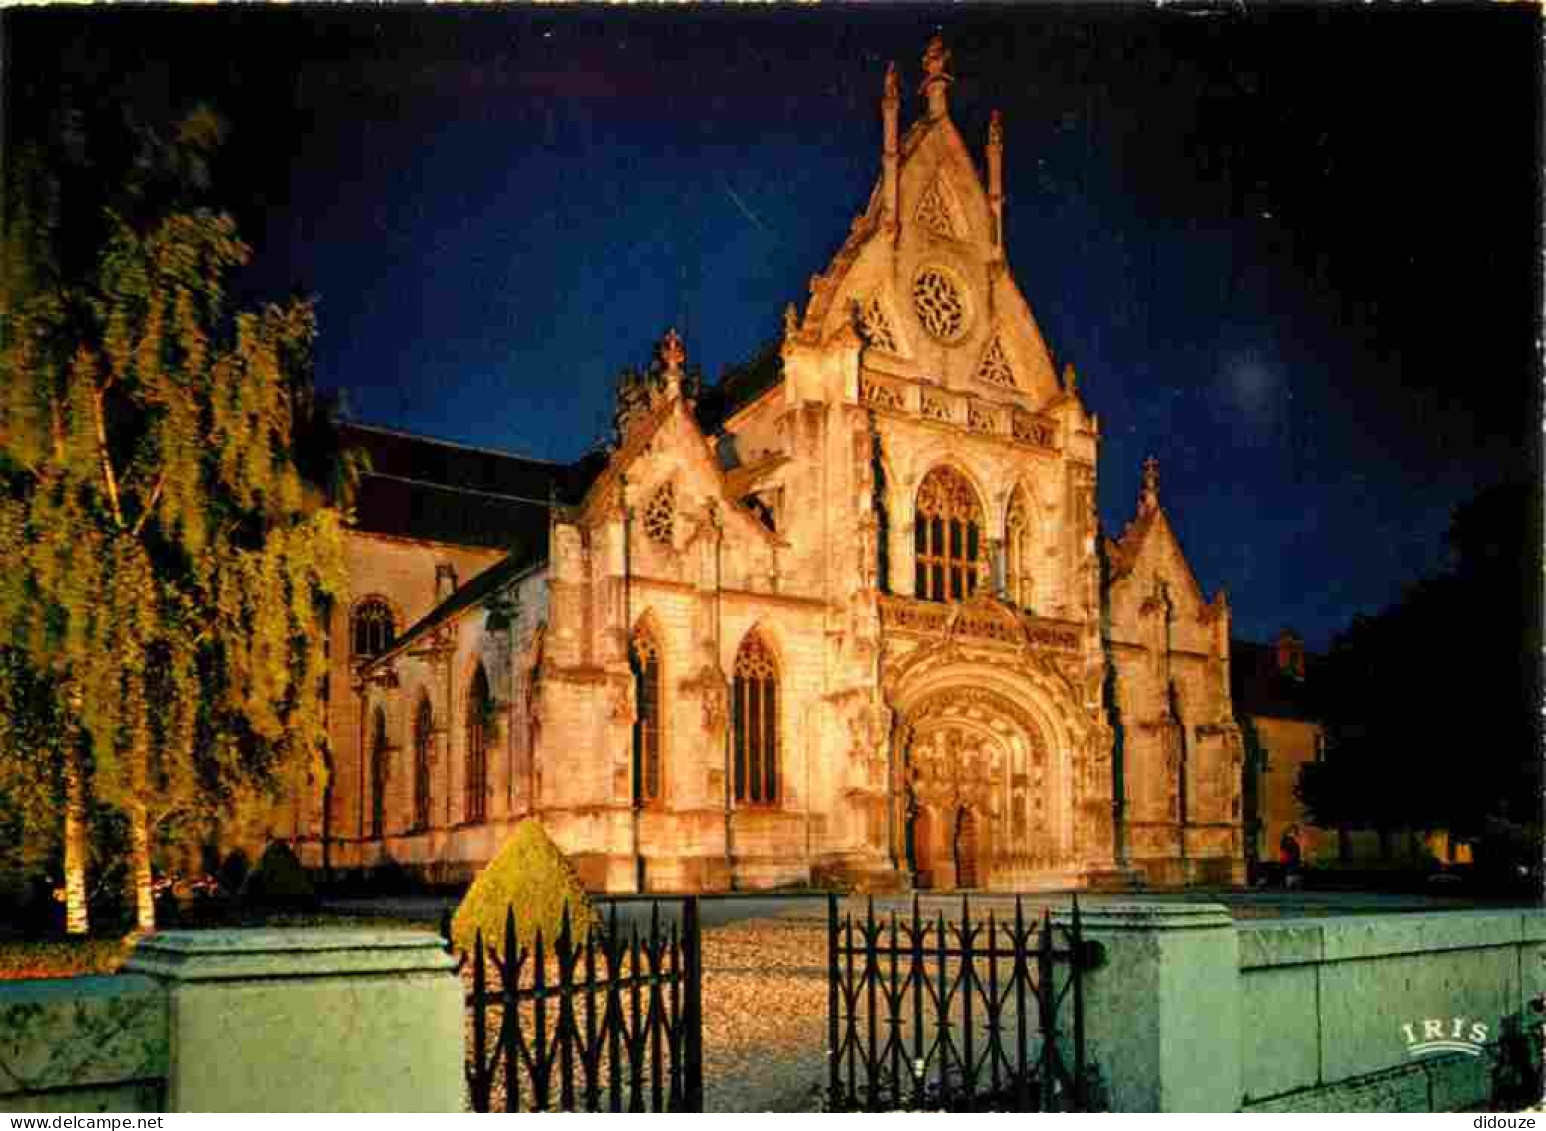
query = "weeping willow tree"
(0, 105, 351, 933)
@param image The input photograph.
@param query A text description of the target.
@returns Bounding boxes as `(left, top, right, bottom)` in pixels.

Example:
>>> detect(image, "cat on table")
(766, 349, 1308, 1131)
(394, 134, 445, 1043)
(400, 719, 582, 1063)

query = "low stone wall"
(1070, 903, 1546, 1112)
(1238, 910, 1545, 1112)
(0, 930, 461, 1114)
(0, 975, 166, 1112)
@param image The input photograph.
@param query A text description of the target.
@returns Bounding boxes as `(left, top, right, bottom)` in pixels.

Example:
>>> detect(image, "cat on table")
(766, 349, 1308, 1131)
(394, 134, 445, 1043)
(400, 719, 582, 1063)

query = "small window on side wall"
(353, 597, 395, 660)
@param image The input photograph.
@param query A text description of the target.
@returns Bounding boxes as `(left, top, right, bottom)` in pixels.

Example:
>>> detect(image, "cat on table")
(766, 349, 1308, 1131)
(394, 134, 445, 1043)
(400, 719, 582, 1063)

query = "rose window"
(912, 267, 968, 343)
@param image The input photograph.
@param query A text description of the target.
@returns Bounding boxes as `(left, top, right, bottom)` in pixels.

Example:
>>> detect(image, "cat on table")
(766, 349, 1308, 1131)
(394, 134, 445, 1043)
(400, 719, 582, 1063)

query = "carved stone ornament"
(680, 665, 729, 736)
(609, 678, 636, 725)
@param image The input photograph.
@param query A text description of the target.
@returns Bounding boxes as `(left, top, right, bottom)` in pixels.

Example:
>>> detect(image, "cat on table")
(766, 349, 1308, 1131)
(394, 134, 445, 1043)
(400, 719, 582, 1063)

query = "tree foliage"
(0, 101, 351, 928)
(1296, 481, 1542, 843)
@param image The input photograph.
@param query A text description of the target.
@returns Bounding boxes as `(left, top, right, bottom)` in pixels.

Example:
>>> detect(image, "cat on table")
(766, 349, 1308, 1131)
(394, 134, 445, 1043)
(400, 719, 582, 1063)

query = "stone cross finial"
(883, 61, 899, 101)
(1063, 361, 1078, 393)
(988, 108, 1003, 148)
(1139, 455, 1161, 514)
(660, 327, 686, 375)
(920, 35, 953, 118)
(922, 35, 951, 78)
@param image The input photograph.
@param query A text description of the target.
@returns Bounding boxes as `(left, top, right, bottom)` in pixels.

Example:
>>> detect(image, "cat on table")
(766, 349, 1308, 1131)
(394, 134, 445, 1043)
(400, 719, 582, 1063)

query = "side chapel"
(289, 37, 1246, 891)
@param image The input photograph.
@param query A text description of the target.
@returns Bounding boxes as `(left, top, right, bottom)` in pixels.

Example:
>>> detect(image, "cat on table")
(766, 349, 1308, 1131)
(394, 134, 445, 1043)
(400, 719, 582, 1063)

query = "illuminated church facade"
(290, 38, 1246, 892)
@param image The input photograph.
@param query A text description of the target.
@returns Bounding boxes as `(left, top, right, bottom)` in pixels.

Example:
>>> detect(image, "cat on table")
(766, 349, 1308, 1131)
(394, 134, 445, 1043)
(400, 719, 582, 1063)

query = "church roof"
(341, 421, 603, 552)
(1232, 638, 1320, 722)
(370, 549, 539, 667)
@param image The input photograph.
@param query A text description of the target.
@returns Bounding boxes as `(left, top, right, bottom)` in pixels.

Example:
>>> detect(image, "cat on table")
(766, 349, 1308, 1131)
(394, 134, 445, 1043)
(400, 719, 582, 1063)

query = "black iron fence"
(442, 899, 703, 1112)
(827, 894, 1105, 1112)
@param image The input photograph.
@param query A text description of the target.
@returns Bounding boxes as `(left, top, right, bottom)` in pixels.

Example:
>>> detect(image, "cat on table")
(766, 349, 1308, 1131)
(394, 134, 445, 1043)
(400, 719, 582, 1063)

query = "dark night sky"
(8, 3, 1541, 651)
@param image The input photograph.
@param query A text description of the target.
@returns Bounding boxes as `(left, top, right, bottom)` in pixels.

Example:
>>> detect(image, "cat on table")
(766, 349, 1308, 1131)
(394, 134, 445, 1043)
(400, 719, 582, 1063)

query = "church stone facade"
(291, 37, 1246, 892)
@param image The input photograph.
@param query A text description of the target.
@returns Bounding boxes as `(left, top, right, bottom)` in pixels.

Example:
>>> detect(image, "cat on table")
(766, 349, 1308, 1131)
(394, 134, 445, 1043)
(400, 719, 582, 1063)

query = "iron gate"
(826, 894, 1104, 1112)
(443, 898, 703, 1112)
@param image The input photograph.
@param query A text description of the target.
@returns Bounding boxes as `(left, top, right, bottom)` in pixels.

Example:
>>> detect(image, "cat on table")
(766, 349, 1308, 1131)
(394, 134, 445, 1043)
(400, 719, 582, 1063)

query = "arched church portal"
(899, 684, 1062, 891)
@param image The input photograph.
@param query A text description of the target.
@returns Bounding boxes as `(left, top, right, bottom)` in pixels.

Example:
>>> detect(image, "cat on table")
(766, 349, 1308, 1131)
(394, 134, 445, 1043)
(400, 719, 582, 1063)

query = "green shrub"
(217, 848, 251, 896)
(451, 820, 597, 956)
(367, 855, 414, 895)
(240, 841, 316, 908)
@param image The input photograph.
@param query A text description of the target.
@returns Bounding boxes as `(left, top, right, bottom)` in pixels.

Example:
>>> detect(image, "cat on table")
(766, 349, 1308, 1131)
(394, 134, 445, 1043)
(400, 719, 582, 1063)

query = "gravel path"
(699, 914, 828, 1112)
(457, 911, 830, 1112)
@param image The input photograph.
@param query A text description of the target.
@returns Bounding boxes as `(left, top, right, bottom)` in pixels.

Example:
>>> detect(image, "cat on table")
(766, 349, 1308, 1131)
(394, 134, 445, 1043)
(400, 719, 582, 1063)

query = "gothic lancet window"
(631, 628, 662, 806)
(732, 634, 779, 806)
(644, 482, 675, 546)
(914, 466, 983, 602)
(1005, 486, 1034, 610)
(370, 708, 388, 839)
(353, 597, 395, 660)
(465, 665, 490, 824)
(413, 695, 433, 832)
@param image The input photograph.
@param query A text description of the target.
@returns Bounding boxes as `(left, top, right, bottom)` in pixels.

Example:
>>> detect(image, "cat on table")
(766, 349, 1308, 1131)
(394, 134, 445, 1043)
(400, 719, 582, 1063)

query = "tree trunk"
(63, 743, 89, 936)
(128, 799, 155, 933)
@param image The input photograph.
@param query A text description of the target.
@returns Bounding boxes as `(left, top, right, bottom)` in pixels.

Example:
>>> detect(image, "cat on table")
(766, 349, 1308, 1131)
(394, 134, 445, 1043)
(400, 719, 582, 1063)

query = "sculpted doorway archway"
(896, 682, 1068, 890)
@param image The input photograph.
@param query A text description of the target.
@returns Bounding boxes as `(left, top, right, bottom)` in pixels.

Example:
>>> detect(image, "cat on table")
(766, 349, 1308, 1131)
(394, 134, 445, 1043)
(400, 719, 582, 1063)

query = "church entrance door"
(955, 807, 980, 889)
(911, 806, 936, 889)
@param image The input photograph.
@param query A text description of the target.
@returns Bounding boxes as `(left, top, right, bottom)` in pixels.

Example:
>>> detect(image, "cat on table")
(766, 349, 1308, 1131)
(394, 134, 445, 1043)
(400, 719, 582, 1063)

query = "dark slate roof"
(340, 422, 604, 554)
(376, 550, 538, 665)
(695, 343, 784, 434)
(1232, 638, 1320, 722)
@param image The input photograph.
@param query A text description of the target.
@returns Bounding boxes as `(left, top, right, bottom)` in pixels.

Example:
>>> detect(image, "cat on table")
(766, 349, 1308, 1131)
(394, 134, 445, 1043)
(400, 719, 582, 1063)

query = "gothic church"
(289, 38, 1246, 891)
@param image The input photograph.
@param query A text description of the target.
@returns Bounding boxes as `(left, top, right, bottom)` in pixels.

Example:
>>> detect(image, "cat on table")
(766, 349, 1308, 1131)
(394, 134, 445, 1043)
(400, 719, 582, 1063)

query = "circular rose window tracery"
(912, 266, 969, 343)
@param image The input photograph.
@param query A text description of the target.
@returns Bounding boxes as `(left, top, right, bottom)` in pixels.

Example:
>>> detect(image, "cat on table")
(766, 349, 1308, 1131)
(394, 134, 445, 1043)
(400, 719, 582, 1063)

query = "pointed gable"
(791, 37, 1062, 408)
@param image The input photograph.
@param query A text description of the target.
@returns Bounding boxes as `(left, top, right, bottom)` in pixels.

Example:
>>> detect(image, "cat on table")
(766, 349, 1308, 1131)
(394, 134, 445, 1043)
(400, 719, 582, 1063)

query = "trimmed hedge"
(451, 820, 597, 955)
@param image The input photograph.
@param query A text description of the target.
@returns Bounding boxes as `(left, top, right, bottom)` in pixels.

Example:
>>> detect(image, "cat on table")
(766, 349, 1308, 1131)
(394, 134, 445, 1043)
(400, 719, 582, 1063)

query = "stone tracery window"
(914, 466, 983, 603)
(912, 267, 968, 343)
(976, 335, 1016, 388)
(465, 665, 490, 824)
(413, 695, 433, 832)
(353, 596, 395, 660)
(732, 634, 779, 806)
(644, 481, 675, 546)
(631, 627, 663, 806)
(858, 295, 900, 354)
(915, 179, 958, 239)
(1005, 486, 1034, 610)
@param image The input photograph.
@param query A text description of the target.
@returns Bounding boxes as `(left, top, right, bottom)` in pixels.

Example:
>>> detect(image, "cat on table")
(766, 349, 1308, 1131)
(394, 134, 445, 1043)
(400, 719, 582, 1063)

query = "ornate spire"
(920, 35, 953, 119)
(660, 327, 686, 394)
(881, 61, 901, 231)
(1063, 361, 1078, 394)
(1139, 455, 1161, 515)
(986, 108, 1004, 257)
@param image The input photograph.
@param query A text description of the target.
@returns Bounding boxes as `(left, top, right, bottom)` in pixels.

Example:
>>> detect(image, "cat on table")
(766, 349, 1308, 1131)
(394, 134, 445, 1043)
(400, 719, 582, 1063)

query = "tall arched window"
(413, 696, 433, 832)
(914, 466, 983, 602)
(369, 708, 388, 839)
(465, 665, 490, 824)
(732, 634, 779, 806)
(353, 597, 395, 660)
(631, 628, 663, 806)
(1005, 485, 1033, 610)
